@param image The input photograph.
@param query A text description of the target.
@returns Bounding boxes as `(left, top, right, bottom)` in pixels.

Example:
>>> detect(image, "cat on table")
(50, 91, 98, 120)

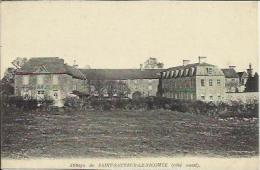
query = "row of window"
(201, 95, 221, 101)
(22, 75, 59, 85)
(201, 79, 221, 87)
(162, 79, 195, 89)
(162, 67, 213, 79)
(162, 67, 195, 78)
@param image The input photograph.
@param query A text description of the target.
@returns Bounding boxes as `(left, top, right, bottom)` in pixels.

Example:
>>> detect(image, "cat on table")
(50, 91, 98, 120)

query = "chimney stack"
(247, 63, 253, 77)
(140, 64, 144, 71)
(183, 60, 190, 66)
(198, 56, 207, 64)
(73, 60, 78, 68)
(229, 66, 236, 69)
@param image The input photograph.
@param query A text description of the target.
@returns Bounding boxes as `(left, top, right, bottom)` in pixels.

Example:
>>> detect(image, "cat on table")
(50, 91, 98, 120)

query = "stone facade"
(88, 78, 159, 98)
(81, 69, 163, 98)
(15, 74, 88, 101)
(14, 57, 88, 106)
(160, 60, 225, 102)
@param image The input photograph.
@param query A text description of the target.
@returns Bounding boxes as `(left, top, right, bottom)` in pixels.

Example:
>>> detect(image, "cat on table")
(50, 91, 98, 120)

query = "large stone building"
(14, 57, 88, 106)
(80, 69, 164, 98)
(160, 57, 225, 102)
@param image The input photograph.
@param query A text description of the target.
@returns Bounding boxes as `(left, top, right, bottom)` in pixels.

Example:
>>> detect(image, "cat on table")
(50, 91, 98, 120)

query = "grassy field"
(1, 109, 258, 158)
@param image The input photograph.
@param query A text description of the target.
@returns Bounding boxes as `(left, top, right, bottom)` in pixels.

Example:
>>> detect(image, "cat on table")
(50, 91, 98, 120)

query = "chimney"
(140, 64, 144, 71)
(229, 65, 236, 69)
(183, 60, 190, 66)
(73, 60, 78, 68)
(198, 56, 207, 63)
(247, 63, 253, 77)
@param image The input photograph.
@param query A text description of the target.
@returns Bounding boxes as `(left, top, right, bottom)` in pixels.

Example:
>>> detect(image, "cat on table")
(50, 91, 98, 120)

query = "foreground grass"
(1, 109, 258, 158)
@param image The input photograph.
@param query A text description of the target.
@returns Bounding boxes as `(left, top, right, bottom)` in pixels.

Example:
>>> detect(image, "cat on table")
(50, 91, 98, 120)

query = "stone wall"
(225, 92, 259, 103)
(125, 79, 159, 98)
(225, 78, 240, 92)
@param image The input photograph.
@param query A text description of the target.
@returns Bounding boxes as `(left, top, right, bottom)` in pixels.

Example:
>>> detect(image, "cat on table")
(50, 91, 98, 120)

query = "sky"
(1, 1, 258, 77)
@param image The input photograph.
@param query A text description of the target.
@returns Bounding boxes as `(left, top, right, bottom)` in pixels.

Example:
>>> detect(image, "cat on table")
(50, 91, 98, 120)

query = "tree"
(2, 57, 27, 83)
(116, 81, 131, 97)
(2, 67, 16, 83)
(245, 72, 259, 92)
(143, 57, 164, 69)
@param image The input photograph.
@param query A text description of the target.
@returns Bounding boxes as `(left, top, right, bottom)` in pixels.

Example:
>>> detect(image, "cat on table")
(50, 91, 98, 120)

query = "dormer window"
(207, 67, 213, 74)
(185, 68, 189, 76)
(162, 72, 166, 78)
(180, 70, 184, 77)
(171, 71, 174, 78)
(166, 71, 170, 78)
(175, 70, 179, 77)
(190, 67, 195, 76)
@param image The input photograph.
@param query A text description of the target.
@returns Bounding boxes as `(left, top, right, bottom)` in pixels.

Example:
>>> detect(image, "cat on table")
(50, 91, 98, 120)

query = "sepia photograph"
(0, 1, 259, 169)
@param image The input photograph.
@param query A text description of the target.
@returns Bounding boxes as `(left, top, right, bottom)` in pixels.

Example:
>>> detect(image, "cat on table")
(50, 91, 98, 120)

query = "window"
(201, 79, 205, 86)
(207, 68, 213, 74)
(37, 75, 44, 85)
(180, 70, 184, 77)
(209, 96, 213, 101)
(175, 70, 179, 77)
(201, 95, 205, 100)
(37, 90, 45, 94)
(232, 79, 235, 82)
(185, 68, 189, 76)
(217, 79, 221, 85)
(218, 96, 221, 100)
(23, 75, 29, 85)
(209, 79, 213, 86)
(190, 67, 195, 76)
(53, 75, 58, 85)
(171, 71, 174, 78)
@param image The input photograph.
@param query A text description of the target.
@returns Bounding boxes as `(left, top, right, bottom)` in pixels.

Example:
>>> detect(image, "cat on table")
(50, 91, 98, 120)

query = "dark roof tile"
(80, 69, 164, 80)
(16, 57, 85, 79)
(221, 69, 239, 78)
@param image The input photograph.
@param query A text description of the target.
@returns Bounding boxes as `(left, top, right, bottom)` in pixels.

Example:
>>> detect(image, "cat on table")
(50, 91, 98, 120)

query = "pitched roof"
(237, 71, 248, 78)
(221, 68, 239, 78)
(16, 57, 86, 79)
(80, 69, 164, 80)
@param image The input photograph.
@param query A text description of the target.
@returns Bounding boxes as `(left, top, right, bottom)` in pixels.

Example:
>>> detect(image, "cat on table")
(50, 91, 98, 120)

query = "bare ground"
(1, 109, 258, 158)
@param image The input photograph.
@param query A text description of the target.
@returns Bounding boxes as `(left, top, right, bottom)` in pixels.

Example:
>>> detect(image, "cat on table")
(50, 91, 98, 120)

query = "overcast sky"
(1, 1, 258, 77)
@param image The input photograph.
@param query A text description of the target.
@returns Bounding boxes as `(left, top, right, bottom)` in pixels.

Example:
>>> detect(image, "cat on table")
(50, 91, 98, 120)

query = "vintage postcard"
(0, 1, 259, 170)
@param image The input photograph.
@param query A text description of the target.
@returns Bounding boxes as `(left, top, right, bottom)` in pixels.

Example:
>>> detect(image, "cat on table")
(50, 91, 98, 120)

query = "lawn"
(1, 109, 258, 158)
